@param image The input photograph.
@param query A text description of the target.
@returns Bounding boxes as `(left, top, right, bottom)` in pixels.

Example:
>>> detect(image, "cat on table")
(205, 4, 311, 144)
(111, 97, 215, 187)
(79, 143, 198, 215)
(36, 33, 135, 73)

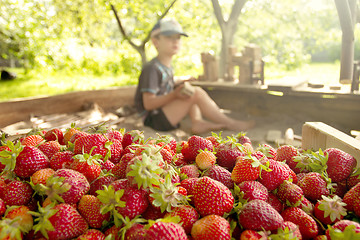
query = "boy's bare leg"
(191, 87, 255, 131)
(162, 86, 255, 133)
(162, 99, 225, 134)
(188, 105, 225, 134)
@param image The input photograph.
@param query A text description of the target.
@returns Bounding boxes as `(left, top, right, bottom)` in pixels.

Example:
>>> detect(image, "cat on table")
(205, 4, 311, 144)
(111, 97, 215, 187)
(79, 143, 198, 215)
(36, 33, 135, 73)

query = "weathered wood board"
(302, 122, 360, 166)
(0, 86, 136, 128)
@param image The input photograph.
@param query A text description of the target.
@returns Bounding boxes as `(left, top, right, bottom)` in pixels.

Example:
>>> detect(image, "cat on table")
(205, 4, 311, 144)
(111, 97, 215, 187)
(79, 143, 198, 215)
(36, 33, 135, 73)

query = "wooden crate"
(302, 122, 360, 166)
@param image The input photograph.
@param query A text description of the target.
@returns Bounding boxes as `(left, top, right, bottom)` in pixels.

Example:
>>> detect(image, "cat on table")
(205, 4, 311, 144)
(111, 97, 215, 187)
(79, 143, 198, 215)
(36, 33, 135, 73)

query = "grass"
(0, 69, 137, 102)
(0, 62, 341, 102)
(265, 62, 341, 85)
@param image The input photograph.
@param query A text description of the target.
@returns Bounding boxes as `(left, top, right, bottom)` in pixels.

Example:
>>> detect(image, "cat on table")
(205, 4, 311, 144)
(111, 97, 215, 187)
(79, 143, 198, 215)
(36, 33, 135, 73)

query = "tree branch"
(229, 0, 247, 22)
(110, 4, 140, 51)
(334, 0, 355, 38)
(211, 0, 225, 28)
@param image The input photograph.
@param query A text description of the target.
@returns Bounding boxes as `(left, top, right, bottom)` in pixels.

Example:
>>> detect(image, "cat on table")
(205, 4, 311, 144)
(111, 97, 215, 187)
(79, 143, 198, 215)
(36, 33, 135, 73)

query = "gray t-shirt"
(134, 57, 175, 116)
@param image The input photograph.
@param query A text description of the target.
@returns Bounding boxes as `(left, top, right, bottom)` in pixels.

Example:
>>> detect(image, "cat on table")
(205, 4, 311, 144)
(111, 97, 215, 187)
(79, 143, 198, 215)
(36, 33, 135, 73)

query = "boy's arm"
(142, 85, 187, 111)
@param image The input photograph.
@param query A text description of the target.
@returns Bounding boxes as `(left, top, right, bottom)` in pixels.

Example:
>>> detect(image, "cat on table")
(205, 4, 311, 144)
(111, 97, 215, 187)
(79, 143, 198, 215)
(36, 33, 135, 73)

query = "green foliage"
(0, 0, 358, 98)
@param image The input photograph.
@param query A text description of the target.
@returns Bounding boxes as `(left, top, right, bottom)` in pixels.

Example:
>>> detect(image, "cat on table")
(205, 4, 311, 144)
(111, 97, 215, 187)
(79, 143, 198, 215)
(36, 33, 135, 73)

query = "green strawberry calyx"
(126, 153, 164, 190)
(96, 185, 126, 227)
(30, 202, 58, 239)
(149, 174, 189, 213)
(317, 195, 347, 223)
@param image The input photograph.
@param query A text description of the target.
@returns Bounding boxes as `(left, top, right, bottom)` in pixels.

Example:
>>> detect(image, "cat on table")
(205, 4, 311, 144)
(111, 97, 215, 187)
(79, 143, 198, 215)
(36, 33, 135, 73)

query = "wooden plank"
(267, 78, 308, 91)
(302, 122, 360, 166)
(0, 86, 136, 128)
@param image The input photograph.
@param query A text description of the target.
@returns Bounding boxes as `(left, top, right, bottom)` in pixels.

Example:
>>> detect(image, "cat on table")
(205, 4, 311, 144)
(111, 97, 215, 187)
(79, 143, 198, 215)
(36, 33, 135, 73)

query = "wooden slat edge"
(302, 122, 360, 166)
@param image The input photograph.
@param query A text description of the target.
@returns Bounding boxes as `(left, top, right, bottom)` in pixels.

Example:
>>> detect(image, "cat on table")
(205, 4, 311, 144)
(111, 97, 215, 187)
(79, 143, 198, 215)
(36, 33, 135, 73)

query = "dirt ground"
(2, 103, 306, 147)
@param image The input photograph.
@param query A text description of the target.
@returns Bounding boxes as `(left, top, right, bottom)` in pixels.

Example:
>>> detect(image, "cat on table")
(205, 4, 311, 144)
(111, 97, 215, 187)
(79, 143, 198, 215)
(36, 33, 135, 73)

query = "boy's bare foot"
(226, 119, 256, 132)
(191, 120, 226, 135)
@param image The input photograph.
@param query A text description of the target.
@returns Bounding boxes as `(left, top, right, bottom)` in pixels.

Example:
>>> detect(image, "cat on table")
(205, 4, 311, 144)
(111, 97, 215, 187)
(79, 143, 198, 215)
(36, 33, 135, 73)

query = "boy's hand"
(174, 84, 191, 99)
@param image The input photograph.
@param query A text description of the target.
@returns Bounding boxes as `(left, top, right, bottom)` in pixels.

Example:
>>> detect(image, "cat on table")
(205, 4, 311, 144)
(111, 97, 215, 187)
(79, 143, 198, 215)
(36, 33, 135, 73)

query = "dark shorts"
(144, 109, 179, 131)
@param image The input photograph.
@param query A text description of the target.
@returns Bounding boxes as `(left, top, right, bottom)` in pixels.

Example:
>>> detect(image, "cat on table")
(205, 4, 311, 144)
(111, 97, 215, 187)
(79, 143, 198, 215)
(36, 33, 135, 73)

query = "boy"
(134, 18, 254, 134)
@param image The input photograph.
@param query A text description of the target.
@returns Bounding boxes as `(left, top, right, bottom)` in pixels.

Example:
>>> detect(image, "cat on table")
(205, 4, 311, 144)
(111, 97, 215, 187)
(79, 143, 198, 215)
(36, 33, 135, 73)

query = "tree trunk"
(211, 0, 247, 81)
(335, 0, 357, 84)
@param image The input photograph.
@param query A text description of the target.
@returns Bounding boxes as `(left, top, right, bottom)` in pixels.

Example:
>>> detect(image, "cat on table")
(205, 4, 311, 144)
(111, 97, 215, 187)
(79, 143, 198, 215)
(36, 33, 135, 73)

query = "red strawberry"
(104, 225, 122, 240)
(180, 177, 199, 203)
(258, 159, 291, 191)
(21, 134, 44, 147)
(89, 174, 117, 196)
(34, 203, 88, 240)
(74, 133, 109, 158)
(124, 223, 147, 240)
(111, 182, 149, 220)
(173, 153, 187, 166)
(44, 128, 64, 145)
(239, 230, 262, 240)
(281, 207, 319, 239)
(251, 150, 268, 161)
(347, 172, 360, 189)
(101, 160, 115, 171)
(70, 153, 102, 183)
(238, 199, 284, 231)
(164, 205, 199, 234)
(0, 198, 5, 216)
(267, 192, 284, 213)
(195, 149, 216, 170)
(142, 203, 166, 220)
(105, 129, 123, 142)
(31, 168, 55, 186)
(76, 229, 105, 240)
(38, 140, 61, 159)
(238, 180, 268, 201)
(297, 172, 330, 201)
(205, 135, 221, 151)
(144, 221, 187, 240)
(2, 180, 33, 206)
(192, 176, 234, 217)
(191, 214, 231, 240)
(343, 181, 360, 213)
(324, 148, 357, 183)
(237, 132, 252, 145)
(203, 165, 233, 189)
(187, 135, 213, 161)
(51, 168, 90, 205)
(63, 127, 81, 146)
(110, 152, 135, 179)
(3, 144, 50, 179)
(325, 220, 360, 239)
(160, 147, 173, 164)
(78, 194, 110, 229)
(122, 130, 144, 149)
(5, 205, 33, 233)
(216, 141, 244, 171)
(180, 141, 193, 163)
(69, 131, 89, 145)
(256, 143, 277, 160)
(275, 145, 299, 172)
(276, 180, 304, 207)
(49, 151, 74, 170)
(298, 196, 314, 215)
(231, 155, 261, 184)
(179, 164, 200, 179)
(314, 195, 347, 225)
(272, 221, 302, 240)
(108, 138, 123, 164)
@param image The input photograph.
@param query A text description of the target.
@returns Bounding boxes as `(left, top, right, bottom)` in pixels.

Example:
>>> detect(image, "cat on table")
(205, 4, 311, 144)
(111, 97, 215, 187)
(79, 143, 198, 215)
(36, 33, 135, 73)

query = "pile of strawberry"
(0, 125, 360, 240)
